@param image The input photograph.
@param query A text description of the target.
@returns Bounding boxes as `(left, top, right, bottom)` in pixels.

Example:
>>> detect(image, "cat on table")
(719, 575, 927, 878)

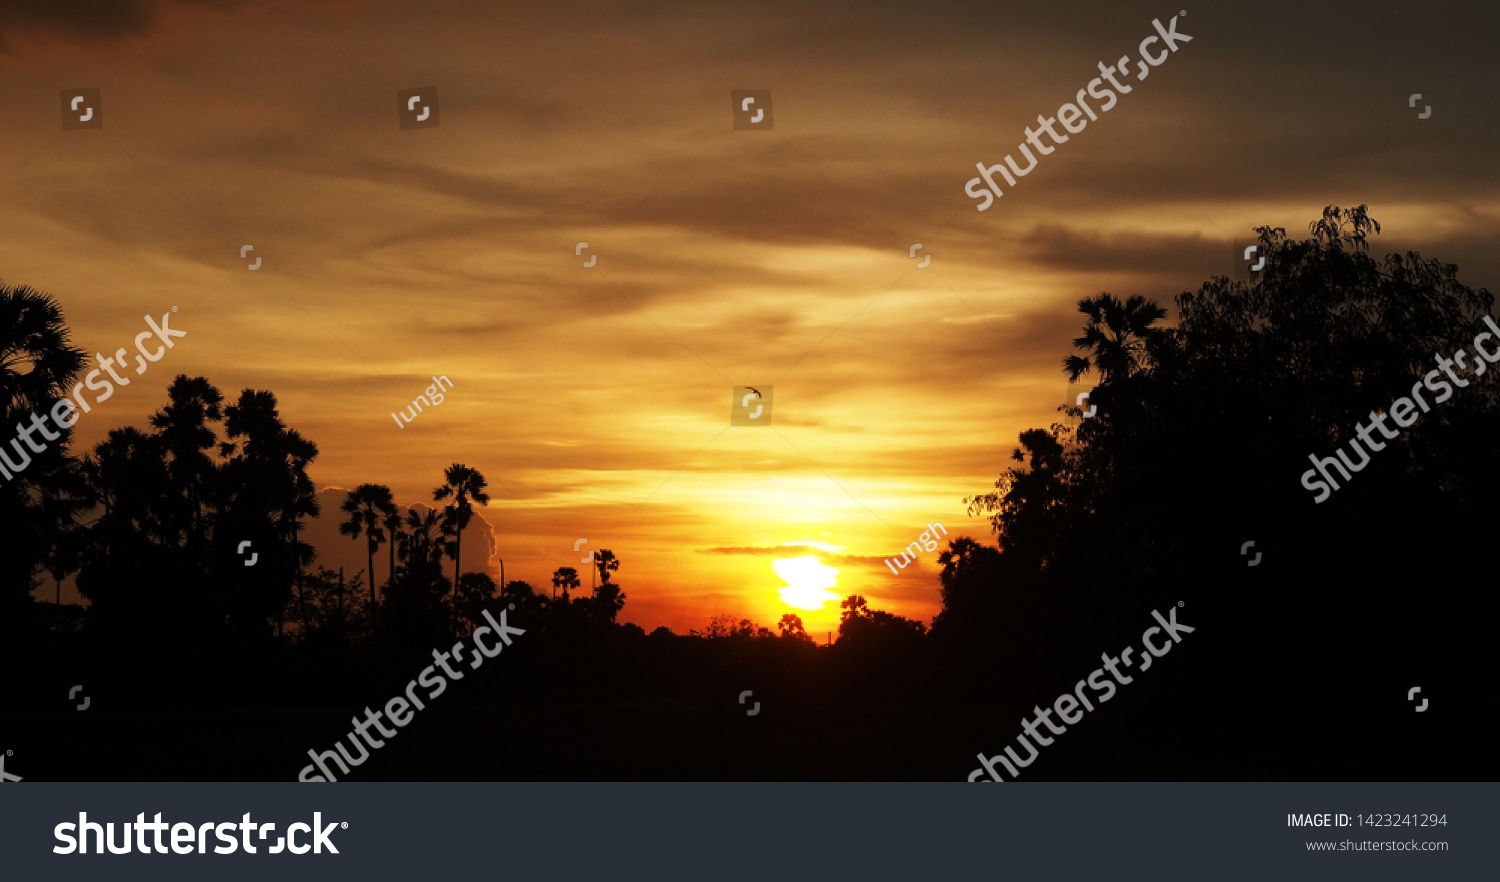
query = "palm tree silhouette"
(381, 504, 406, 592)
(1062, 293, 1168, 385)
(592, 548, 618, 595)
(397, 508, 451, 571)
(0, 283, 86, 611)
(339, 484, 397, 603)
(551, 566, 579, 602)
(0, 283, 86, 427)
(148, 376, 224, 546)
(220, 389, 322, 637)
(433, 463, 489, 624)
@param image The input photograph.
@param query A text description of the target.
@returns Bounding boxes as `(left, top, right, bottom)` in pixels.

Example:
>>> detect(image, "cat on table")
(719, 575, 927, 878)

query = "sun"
(772, 556, 841, 610)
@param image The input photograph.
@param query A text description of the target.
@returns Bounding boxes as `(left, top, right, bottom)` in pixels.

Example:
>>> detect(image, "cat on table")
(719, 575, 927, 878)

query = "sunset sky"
(3, 0, 1494, 636)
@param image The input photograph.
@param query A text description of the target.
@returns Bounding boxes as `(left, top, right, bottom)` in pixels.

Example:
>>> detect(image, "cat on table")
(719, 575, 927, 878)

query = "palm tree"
(551, 566, 580, 602)
(0, 283, 87, 612)
(339, 484, 396, 603)
(220, 388, 322, 638)
(0, 283, 87, 428)
(433, 463, 489, 621)
(592, 548, 618, 594)
(1062, 293, 1168, 385)
(397, 508, 451, 571)
(147, 376, 224, 546)
(382, 505, 406, 590)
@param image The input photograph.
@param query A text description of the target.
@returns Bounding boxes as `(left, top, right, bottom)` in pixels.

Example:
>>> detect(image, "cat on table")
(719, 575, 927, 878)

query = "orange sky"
(4, 0, 1495, 635)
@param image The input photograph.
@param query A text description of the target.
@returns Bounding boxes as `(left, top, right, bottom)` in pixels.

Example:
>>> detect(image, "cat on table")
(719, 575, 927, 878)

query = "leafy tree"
(777, 612, 813, 643)
(955, 205, 1496, 741)
(837, 594, 926, 649)
(454, 571, 499, 634)
(500, 578, 547, 625)
(591, 580, 627, 625)
(286, 566, 372, 650)
(692, 613, 770, 639)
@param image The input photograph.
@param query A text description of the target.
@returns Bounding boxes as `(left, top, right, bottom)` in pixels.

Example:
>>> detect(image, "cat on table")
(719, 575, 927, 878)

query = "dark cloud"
(0, 0, 156, 46)
(0, 0, 245, 49)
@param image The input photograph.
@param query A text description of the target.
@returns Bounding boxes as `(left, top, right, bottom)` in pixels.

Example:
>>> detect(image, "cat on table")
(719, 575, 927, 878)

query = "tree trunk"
(452, 527, 462, 630)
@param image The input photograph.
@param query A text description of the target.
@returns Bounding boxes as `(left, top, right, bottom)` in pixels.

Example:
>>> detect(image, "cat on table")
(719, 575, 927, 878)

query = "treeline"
(5, 207, 1494, 745)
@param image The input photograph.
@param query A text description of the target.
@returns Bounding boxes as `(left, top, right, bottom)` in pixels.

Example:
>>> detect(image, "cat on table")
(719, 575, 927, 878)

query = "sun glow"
(772, 556, 842, 610)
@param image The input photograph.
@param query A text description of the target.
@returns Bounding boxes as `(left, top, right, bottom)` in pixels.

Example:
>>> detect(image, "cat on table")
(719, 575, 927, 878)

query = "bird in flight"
(745, 386, 762, 398)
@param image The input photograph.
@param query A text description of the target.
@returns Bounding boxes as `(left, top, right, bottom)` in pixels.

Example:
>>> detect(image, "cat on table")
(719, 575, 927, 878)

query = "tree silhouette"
(397, 508, 451, 571)
(585, 549, 624, 623)
(0, 283, 85, 618)
(838, 594, 925, 649)
(693, 613, 770, 638)
(433, 463, 489, 625)
(381, 504, 406, 592)
(952, 204, 1496, 742)
(339, 484, 397, 603)
(218, 389, 321, 641)
(388, 507, 454, 647)
(592, 547, 619, 592)
(551, 566, 580, 602)
(1062, 293, 1168, 384)
(500, 578, 546, 624)
(777, 612, 812, 642)
(0, 283, 85, 422)
(148, 376, 224, 547)
(591, 580, 626, 625)
(454, 571, 499, 634)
